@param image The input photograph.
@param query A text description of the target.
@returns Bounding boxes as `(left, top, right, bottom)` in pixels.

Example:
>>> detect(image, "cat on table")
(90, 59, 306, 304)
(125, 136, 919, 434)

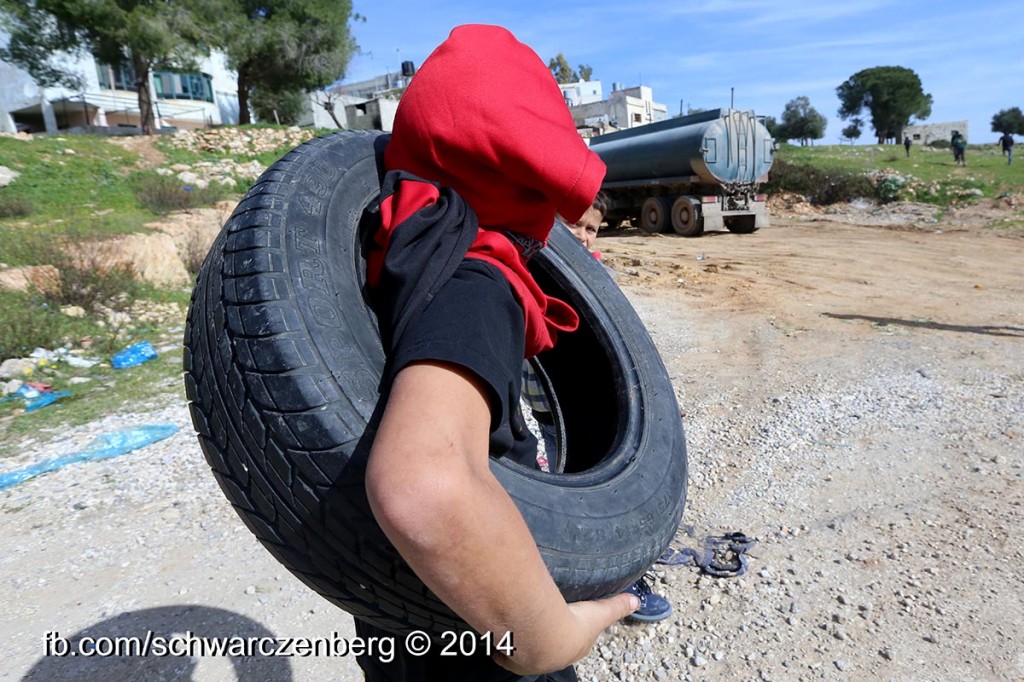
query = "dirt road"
(2, 209, 1022, 681)
(584, 213, 1024, 681)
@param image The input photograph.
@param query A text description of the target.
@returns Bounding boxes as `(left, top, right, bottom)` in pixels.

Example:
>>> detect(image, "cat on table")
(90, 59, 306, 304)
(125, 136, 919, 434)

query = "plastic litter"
(29, 347, 100, 369)
(0, 424, 179, 490)
(24, 390, 71, 412)
(111, 341, 158, 369)
(3, 382, 70, 411)
(14, 384, 42, 400)
(63, 354, 99, 368)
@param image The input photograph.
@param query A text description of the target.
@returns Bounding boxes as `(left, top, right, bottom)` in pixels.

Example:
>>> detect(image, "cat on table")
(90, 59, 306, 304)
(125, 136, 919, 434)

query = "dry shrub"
(181, 225, 213, 281)
(25, 230, 140, 313)
(764, 159, 877, 205)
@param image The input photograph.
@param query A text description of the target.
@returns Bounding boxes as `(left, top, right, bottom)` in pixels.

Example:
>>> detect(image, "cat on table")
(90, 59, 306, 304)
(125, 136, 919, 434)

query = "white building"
(1, 31, 239, 134)
(298, 69, 415, 132)
(568, 82, 668, 132)
(559, 79, 603, 107)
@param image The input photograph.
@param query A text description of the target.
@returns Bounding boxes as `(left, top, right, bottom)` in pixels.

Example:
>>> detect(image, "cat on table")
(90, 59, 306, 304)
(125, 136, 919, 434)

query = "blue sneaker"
(623, 575, 673, 622)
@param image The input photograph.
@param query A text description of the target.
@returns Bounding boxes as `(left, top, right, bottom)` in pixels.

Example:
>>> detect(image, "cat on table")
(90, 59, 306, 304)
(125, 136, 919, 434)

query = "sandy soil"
(2, 202, 1022, 681)
(585, 209, 1024, 681)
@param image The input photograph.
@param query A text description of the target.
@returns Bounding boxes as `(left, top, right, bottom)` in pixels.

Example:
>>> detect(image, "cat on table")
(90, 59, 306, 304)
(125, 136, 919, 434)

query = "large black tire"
(183, 131, 687, 635)
(638, 196, 672, 234)
(670, 196, 704, 237)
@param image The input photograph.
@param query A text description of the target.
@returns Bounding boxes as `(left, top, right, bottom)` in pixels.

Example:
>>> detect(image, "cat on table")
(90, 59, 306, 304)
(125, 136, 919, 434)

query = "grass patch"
(0, 189, 34, 218)
(133, 172, 232, 214)
(0, 135, 141, 221)
(770, 142, 1024, 207)
(777, 142, 1024, 197)
(0, 290, 105, 360)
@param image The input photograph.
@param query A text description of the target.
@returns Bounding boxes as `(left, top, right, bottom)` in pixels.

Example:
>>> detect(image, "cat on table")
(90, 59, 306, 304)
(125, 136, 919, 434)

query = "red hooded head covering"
(373, 25, 605, 358)
(384, 24, 605, 241)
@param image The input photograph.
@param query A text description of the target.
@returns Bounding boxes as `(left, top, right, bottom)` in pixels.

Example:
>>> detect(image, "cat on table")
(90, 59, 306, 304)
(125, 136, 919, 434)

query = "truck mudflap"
(700, 199, 724, 232)
(702, 194, 768, 234)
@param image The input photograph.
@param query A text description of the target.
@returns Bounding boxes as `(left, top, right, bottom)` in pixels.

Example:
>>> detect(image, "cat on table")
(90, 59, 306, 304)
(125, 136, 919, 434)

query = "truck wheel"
(726, 215, 758, 233)
(670, 196, 703, 237)
(639, 196, 671, 233)
(184, 130, 688, 636)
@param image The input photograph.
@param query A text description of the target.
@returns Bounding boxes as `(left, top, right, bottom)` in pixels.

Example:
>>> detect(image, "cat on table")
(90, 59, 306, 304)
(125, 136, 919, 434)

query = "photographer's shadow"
(22, 605, 292, 682)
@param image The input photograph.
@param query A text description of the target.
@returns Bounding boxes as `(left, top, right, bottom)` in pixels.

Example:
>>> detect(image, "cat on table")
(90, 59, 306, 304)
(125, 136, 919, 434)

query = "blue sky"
(342, 0, 1021, 144)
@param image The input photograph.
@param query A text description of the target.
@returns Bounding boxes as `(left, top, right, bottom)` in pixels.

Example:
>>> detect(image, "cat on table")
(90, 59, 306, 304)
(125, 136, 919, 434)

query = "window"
(633, 112, 642, 123)
(96, 61, 138, 92)
(152, 71, 214, 103)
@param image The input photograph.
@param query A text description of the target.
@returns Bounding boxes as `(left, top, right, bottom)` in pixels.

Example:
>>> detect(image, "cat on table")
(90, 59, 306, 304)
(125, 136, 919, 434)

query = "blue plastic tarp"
(0, 424, 179, 490)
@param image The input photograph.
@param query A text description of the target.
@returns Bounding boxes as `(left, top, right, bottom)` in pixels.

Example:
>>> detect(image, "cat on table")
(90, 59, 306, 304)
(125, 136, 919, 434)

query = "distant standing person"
(998, 132, 1014, 165)
(952, 131, 967, 166)
(903, 135, 912, 157)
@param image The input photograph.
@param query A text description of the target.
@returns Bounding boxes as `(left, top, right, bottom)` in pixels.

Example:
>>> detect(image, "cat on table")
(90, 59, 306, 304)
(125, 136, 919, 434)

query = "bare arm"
(365, 361, 638, 674)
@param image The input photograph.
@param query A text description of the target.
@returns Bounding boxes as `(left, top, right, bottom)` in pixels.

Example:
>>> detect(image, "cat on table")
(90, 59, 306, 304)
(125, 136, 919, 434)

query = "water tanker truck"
(590, 108, 774, 236)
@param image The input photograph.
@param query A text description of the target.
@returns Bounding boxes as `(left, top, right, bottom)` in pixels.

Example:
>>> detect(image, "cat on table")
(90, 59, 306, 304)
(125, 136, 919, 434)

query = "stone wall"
(903, 120, 969, 145)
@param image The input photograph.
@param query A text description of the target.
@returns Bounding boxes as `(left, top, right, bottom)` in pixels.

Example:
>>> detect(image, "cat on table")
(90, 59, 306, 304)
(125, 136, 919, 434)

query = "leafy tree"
(836, 66, 932, 144)
(209, 0, 358, 125)
(775, 96, 827, 146)
(547, 53, 594, 84)
(841, 118, 864, 142)
(991, 107, 1024, 135)
(762, 116, 779, 138)
(547, 53, 579, 84)
(0, 0, 208, 134)
(251, 86, 306, 125)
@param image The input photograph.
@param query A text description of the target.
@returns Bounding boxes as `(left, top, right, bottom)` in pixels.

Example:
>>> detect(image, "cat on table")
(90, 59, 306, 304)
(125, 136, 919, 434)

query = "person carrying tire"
(355, 24, 640, 681)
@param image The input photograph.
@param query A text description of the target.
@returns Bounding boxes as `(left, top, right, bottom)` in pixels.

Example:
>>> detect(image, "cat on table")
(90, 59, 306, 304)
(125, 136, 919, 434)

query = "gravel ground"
(2, 214, 1023, 681)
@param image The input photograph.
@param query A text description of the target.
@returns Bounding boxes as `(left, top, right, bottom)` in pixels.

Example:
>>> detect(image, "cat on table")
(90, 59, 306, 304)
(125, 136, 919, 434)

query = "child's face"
(567, 207, 603, 250)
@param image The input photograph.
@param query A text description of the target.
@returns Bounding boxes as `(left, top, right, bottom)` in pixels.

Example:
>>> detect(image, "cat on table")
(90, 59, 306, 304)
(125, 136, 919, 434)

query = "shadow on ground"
(823, 313, 1024, 338)
(22, 605, 293, 682)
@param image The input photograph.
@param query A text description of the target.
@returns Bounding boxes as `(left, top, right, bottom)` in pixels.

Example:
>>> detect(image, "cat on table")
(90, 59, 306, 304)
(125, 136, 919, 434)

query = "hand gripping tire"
(183, 131, 688, 635)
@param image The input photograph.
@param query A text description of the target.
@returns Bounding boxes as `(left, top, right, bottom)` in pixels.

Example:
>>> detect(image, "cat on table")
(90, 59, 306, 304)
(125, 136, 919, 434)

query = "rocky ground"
(2, 200, 1022, 681)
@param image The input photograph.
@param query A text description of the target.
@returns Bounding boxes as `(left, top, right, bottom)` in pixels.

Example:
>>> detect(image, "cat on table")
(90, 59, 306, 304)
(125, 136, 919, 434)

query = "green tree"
(547, 53, 579, 84)
(547, 53, 594, 85)
(251, 86, 306, 125)
(0, 0, 208, 134)
(841, 118, 864, 143)
(991, 107, 1024, 135)
(209, 0, 358, 125)
(762, 116, 779, 138)
(775, 96, 827, 146)
(836, 66, 932, 144)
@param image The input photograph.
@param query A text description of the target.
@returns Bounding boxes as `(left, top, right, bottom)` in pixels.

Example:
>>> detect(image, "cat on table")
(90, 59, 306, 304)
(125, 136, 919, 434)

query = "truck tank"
(590, 108, 774, 187)
(589, 109, 774, 236)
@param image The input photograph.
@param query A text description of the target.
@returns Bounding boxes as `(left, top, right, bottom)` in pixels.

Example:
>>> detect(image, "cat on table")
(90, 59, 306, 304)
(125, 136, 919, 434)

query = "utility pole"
(730, 87, 734, 109)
